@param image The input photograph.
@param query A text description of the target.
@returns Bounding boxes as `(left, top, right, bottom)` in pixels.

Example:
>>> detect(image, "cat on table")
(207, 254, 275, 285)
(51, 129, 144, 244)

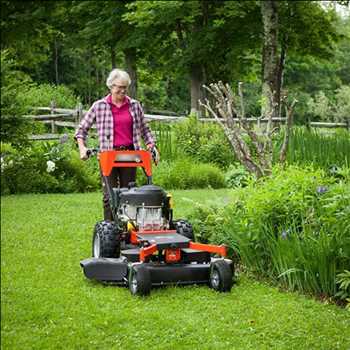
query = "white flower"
(46, 160, 56, 173)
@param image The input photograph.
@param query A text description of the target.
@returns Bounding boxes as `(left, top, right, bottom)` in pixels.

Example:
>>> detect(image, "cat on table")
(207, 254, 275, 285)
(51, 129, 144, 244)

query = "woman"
(75, 68, 159, 221)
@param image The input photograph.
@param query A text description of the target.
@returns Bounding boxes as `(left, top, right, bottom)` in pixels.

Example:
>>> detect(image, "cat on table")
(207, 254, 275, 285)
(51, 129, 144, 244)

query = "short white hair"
(106, 69, 131, 89)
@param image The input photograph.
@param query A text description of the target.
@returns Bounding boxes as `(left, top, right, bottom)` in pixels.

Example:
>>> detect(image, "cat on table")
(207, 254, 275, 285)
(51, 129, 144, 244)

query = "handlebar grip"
(86, 148, 99, 158)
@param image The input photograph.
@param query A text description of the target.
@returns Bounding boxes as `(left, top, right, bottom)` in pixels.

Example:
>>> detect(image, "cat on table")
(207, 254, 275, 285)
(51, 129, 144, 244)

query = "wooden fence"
(26, 103, 349, 140)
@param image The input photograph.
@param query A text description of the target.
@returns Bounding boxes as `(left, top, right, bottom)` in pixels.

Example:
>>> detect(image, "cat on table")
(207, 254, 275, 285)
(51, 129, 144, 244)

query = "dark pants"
(101, 166, 137, 221)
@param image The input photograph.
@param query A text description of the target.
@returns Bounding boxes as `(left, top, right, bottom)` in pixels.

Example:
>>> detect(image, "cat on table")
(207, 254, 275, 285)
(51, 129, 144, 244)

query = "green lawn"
(1, 191, 349, 350)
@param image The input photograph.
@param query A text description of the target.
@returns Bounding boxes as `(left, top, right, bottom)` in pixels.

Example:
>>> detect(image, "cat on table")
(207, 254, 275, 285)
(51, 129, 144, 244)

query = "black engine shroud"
(116, 184, 167, 207)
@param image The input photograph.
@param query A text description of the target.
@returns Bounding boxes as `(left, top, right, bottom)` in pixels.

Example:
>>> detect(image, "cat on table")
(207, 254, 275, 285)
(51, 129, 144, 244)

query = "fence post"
(50, 100, 56, 133)
(76, 102, 83, 125)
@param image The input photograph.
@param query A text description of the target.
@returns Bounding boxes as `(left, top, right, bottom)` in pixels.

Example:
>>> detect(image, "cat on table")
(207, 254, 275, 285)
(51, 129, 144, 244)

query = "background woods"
(1, 1, 349, 118)
(1, 0, 349, 190)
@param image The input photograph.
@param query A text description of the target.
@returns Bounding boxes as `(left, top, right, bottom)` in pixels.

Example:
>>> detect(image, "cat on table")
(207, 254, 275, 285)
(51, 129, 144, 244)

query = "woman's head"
(106, 69, 131, 102)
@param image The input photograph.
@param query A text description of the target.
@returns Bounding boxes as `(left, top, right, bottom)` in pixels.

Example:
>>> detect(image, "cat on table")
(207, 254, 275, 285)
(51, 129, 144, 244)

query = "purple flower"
(316, 186, 328, 194)
(281, 229, 290, 240)
(59, 133, 69, 144)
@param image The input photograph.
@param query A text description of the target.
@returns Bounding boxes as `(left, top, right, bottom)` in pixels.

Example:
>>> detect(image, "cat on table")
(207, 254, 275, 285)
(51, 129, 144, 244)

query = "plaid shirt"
(74, 95, 155, 151)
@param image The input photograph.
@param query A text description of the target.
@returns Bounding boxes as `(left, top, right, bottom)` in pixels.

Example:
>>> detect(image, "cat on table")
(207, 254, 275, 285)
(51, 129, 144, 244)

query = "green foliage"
(306, 85, 350, 122)
(307, 91, 331, 121)
(188, 165, 350, 299)
(149, 122, 178, 161)
(277, 127, 350, 168)
(334, 85, 350, 122)
(1, 139, 99, 194)
(224, 163, 253, 188)
(0, 50, 33, 144)
(140, 157, 225, 190)
(1, 1, 59, 70)
(335, 270, 350, 308)
(18, 83, 78, 108)
(173, 115, 236, 168)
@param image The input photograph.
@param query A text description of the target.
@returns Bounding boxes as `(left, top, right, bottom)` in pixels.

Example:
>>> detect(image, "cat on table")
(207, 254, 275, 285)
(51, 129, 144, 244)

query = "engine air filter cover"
(119, 185, 167, 207)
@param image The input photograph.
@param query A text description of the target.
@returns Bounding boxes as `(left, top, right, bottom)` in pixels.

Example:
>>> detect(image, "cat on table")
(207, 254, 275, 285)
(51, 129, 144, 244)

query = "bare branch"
(238, 82, 245, 120)
(200, 81, 277, 178)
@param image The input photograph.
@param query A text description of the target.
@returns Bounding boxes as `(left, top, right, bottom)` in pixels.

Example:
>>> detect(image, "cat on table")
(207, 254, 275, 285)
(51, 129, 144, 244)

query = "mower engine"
(115, 184, 171, 231)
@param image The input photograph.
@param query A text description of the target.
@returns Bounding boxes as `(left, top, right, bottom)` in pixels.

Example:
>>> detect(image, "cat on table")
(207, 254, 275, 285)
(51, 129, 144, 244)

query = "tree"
(260, 0, 279, 119)
(1, 1, 61, 72)
(69, 1, 145, 99)
(0, 50, 32, 144)
(260, 0, 341, 120)
(199, 82, 297, 178)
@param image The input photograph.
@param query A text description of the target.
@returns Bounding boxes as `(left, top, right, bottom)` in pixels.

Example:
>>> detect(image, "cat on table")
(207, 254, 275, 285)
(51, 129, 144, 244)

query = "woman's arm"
(74, 104, 96, 160)
(138, 102, 156, 148)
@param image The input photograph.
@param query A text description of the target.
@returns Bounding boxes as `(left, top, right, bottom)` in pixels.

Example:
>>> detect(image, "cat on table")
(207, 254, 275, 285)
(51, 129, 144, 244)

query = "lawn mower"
(80, 149, 234, 296)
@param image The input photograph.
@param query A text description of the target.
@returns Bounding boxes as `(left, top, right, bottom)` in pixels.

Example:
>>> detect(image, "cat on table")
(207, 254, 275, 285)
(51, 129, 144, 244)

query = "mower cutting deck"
(80, 150, 234, 296)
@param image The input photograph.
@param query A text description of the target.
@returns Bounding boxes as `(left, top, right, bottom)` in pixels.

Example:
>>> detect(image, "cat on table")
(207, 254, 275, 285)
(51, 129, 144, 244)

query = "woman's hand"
(77, 139, 89, 160)
(147, 144, 160, 165)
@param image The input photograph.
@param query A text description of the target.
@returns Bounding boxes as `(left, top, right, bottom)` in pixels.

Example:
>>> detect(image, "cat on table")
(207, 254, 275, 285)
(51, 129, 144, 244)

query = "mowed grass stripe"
(1, 191, 349, 350)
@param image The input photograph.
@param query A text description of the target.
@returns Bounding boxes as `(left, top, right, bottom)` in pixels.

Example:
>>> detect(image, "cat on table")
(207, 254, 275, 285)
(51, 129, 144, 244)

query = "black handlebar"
(86, 148, 99, 158)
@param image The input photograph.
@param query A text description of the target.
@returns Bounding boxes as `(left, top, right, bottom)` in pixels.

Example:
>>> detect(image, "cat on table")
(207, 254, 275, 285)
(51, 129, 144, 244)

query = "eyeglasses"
(112, 84, 128, 91)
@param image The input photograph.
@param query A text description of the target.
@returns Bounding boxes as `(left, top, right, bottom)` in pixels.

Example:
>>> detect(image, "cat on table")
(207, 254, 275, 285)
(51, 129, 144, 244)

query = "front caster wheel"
(209, 260, 233, 292)
(128, 265, 151, 296)
(92, 221, 120, 258)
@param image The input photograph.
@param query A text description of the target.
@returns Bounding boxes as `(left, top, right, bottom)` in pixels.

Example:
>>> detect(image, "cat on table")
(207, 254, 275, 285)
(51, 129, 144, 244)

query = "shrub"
(334, 85, 350, 123)
(306, 86, 350, 123)
(335, 270, 350, 308)
(173, 115, 236, 168)
(1, 139, 99, 194)
(139, 157, 225, 190)
(224, 163, 252, 188)
(187, 164, 350, 300)
(1, 50, 33, 144)
(18, 83, 78, 109)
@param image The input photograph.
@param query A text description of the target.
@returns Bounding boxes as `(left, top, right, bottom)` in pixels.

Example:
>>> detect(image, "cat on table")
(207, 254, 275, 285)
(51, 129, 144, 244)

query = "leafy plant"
(335, 270, 350, 308)
(1, 138, 99, 194)
(187, 164, 350, 300)
(224, 163, 253, 188)
(149, 157, 225, 190)
(0, 50, 33, 144)
(18, 83, 78, 108)
(173, 114, 236, 169)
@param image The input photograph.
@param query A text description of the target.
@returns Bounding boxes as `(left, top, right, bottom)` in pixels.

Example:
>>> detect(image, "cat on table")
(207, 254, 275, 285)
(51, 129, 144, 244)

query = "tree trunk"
(111, 46, 116, 69)
(190, 64, 204, 116)
(261, 0, 279, 119)
(276, 37, 287, 118)
(54, 38, 59, 85)
(124, 48, 137, 99)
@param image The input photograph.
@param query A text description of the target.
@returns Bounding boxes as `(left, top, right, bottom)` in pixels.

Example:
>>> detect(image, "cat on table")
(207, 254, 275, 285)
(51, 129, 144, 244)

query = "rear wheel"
(92, 221, 120, 258)
(209, 260, 233, 292)
(173, 219, 194, 240)
(128, 265, 151, 296)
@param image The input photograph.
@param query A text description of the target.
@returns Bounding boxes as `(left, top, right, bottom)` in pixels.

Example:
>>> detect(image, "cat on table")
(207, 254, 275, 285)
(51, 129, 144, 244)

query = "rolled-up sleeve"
(74, 104, 96, 142)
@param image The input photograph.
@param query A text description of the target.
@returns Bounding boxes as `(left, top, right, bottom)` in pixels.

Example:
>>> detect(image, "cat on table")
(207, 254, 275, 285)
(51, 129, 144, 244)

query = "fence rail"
(26, 104, 349, 140)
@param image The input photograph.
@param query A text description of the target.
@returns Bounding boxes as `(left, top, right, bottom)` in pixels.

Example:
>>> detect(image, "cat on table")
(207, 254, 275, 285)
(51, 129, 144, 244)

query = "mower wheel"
(173, 220, 194, 240)
(92, 221, 120, 258)
(209, 260, 233, 292)
(128, 265, 151, 296)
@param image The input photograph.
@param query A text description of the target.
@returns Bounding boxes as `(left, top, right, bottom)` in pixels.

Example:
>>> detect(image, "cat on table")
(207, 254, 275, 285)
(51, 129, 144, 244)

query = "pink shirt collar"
(106, 94, 130, 107)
